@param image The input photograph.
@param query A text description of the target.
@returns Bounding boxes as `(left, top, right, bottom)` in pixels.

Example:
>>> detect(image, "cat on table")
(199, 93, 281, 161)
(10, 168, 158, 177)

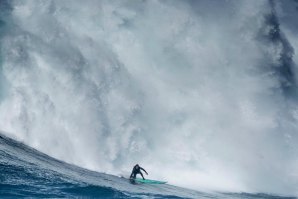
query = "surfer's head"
(136, 164, 139, 168)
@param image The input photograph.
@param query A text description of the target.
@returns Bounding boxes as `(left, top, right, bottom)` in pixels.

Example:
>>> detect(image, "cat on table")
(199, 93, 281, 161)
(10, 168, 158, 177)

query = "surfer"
(130, 164, 148, 180)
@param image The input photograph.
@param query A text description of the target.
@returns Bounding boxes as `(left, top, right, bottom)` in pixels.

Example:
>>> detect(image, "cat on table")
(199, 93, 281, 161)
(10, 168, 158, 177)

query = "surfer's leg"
(139, 172, 145, 180)
(130, 172, 136, 179)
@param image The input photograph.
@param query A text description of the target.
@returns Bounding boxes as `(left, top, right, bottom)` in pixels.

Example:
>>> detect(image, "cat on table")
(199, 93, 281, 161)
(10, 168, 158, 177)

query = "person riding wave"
(130, 164, 148, 180)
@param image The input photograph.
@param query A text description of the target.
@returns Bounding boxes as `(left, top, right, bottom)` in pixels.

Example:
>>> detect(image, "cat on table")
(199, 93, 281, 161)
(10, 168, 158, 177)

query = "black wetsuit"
(130, 165, 147, 180)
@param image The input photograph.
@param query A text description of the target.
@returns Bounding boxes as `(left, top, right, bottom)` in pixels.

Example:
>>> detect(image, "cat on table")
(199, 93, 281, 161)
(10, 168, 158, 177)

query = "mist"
(0, 0, 298, 195)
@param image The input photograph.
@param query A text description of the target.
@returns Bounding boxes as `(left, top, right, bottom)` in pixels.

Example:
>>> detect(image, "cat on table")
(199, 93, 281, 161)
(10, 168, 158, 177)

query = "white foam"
(0, 0, 297, 195)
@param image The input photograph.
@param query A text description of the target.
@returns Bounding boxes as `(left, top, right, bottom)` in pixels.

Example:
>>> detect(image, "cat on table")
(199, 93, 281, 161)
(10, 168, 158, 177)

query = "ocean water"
(0, 133, 295, 198)
(1, 0, 298, 198)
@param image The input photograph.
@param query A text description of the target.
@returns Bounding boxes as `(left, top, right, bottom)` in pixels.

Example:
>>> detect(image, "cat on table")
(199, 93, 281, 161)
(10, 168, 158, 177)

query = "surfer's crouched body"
(130, 164, 148, 180)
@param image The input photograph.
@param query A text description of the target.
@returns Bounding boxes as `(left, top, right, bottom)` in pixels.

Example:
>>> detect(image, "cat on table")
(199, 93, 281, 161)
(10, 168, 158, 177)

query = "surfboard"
(134, 178, 167, 184)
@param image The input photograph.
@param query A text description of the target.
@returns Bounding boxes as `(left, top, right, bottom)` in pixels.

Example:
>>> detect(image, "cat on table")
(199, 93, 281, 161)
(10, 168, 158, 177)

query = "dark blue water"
(0, 133, 295, 198)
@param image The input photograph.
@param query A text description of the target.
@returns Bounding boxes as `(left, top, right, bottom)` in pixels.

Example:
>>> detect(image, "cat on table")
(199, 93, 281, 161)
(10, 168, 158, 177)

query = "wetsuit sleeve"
(140, 167, 148, 174)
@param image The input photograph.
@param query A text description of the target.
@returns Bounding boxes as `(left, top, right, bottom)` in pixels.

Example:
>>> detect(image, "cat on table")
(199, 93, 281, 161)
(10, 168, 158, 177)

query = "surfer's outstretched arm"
(140, 167, 148, 175)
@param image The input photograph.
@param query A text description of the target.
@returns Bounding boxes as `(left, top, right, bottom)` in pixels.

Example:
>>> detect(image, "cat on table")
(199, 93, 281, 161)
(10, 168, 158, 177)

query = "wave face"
(0, 133, 294, 198)
(0, 0, 298, 196)
(0, 133, 205, 198)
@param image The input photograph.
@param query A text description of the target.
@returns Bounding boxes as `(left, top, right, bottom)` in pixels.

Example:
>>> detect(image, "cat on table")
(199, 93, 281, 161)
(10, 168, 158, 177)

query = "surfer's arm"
(141, 167, 148, 175)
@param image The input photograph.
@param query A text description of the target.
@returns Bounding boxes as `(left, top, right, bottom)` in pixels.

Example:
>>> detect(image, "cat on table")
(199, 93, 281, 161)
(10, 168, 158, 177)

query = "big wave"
(0, 0, 298, 196)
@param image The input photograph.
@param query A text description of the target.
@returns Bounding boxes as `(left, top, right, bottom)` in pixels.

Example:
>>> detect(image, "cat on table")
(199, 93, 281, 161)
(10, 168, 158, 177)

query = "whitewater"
(0, 0, 298, 198)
